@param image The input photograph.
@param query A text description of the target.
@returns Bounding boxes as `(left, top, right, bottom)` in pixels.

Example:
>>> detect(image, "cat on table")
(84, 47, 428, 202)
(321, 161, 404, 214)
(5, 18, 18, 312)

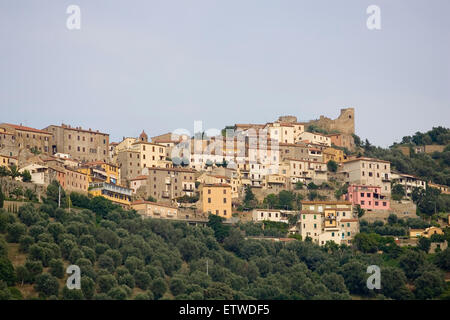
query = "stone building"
(340, 157, 391, 195)
(44, 124, 109, 163)
(145, 167, 196, 203)
(0, 123, 52, 155)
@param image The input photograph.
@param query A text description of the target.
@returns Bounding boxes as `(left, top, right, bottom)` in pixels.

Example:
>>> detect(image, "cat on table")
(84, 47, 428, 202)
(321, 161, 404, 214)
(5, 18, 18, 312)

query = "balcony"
(162, 191, 170, 198)
(165, 177, 171, 184)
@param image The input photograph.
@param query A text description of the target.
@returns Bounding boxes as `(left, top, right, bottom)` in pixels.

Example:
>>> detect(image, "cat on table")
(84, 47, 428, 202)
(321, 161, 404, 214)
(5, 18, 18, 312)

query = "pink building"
(343, 184, 390, 210)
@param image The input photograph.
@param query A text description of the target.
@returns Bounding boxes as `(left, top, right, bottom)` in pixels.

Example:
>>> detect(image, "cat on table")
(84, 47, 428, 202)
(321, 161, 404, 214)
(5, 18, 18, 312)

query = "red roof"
(130, 175, 148, 181)
(2, 123, 52, 135)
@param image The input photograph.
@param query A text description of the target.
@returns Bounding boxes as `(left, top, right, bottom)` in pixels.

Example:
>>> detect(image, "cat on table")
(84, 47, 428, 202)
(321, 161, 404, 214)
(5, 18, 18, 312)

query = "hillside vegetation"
(0, 181, 449, 300)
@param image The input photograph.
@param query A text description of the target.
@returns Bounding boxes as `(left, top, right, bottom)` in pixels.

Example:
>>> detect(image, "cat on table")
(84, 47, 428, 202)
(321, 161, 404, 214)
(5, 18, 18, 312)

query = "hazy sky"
(1, 0, 449, 147)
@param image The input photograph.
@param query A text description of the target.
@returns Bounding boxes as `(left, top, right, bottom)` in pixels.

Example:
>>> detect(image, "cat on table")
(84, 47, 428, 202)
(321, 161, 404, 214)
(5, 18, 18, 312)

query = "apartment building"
(391, 173, 426, 197)
(344, 184, 390, 210)
(299, 200, 357, 246)
(263, 174, 287, 192)
(279, 142, 322, 162)
(77, 161, 120, 185)
(129, 175, 148, 193)
(116, 133, 170, 182)
(65, 168, 89, 193)
(280, 158, 328, 185)
(341, 157, 391, 195)
(323, 147, 345, 163)
(0, 123, 52, 155)
(201, 184, 232, 219)
(45, 124, 109, 162)
(252, 209, 296, 223)
(145, 167, 196, 202)
(298, 132, 331, 147)
(131, 200, 178, 220)
(89, 182, 132, 207)
(428, 182, 450, 195)
(266, 122, 295, 144)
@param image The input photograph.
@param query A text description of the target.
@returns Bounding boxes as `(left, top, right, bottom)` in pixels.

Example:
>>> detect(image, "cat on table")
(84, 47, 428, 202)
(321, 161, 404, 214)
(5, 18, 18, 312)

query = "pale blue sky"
(0, 0, 449, 146)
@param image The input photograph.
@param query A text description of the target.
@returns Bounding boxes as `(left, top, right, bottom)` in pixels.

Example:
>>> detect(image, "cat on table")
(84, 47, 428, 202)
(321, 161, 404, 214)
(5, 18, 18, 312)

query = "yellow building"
(0, 155, 18, 168)
(78, 161, 120, 185)
(201, 184, 232, 219)
(89, 182, 132, 207)
(409, 227, 444, 238)
(323, 147, 345, 163)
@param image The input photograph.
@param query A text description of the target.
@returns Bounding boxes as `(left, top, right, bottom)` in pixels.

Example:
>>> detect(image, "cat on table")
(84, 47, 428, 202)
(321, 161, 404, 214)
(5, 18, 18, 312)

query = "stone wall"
(306, 108, 355, 135)
(361, 200, 417, 223)
(0, 177, 46, 202)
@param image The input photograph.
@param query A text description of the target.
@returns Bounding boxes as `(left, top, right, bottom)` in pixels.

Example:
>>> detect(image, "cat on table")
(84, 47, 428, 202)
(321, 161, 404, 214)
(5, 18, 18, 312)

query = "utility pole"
(206, 260, 209, 276)
(58, 185, 61, 208)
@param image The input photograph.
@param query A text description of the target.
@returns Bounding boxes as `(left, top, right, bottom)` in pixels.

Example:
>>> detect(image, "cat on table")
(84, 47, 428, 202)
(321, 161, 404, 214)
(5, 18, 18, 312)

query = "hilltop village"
(0, 108, 449, 247)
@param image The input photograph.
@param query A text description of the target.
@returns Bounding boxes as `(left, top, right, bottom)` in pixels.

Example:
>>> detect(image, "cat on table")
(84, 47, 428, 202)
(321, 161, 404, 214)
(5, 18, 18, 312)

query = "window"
(223, 210, 227, 215)
(223, 189, 226, 194)
(208, 198, 211, 203)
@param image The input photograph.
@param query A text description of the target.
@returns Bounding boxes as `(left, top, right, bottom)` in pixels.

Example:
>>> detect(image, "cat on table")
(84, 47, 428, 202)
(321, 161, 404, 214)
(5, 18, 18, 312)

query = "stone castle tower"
(307, 108, 355, 135)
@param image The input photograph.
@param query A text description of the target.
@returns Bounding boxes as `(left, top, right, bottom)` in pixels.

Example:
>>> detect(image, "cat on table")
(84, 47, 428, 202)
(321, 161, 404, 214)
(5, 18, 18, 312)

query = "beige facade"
(45, 124, 109, 162)
(252, 209, 296, 223)
(391, 173, 426, 197)
(299, 200, 356, 246)
(0, 155, 18, 167)
(201, 184, 232, 219)
(280, 158, 328, 185)
(116, 134, 170, 182)
(279, 143, 322, 162)
(131, 200, 178, 219)
(129, 175, 148, 193)
(0, 123, 52, 155)
(428, 182, 450, 195)
(266, 122, 295, 144)
(65, 168, 89, 193)
(341, 157, 391, 195)
(145, 167, 196, 203)
(298, 132, 331, 147)
(323, 147, 345, 163)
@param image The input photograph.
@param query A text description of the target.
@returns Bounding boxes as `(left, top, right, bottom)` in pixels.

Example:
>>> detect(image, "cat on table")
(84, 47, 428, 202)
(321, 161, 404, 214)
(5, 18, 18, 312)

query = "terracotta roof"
(149, 167, 196, 173)
(131, 200, 178, 209)
(340, 219, 358, 222)
(299, 210, 319, 215)
(85, 160, 118, 168)
(343, 157, 390, 164)
(1, 123, 52, 135)
(283, 158, 326, 165)
(302, 201, 352, 205)
(130, 175, 148, 181)
(204, 183, 231, 188)
(47, 124, 109, 136)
